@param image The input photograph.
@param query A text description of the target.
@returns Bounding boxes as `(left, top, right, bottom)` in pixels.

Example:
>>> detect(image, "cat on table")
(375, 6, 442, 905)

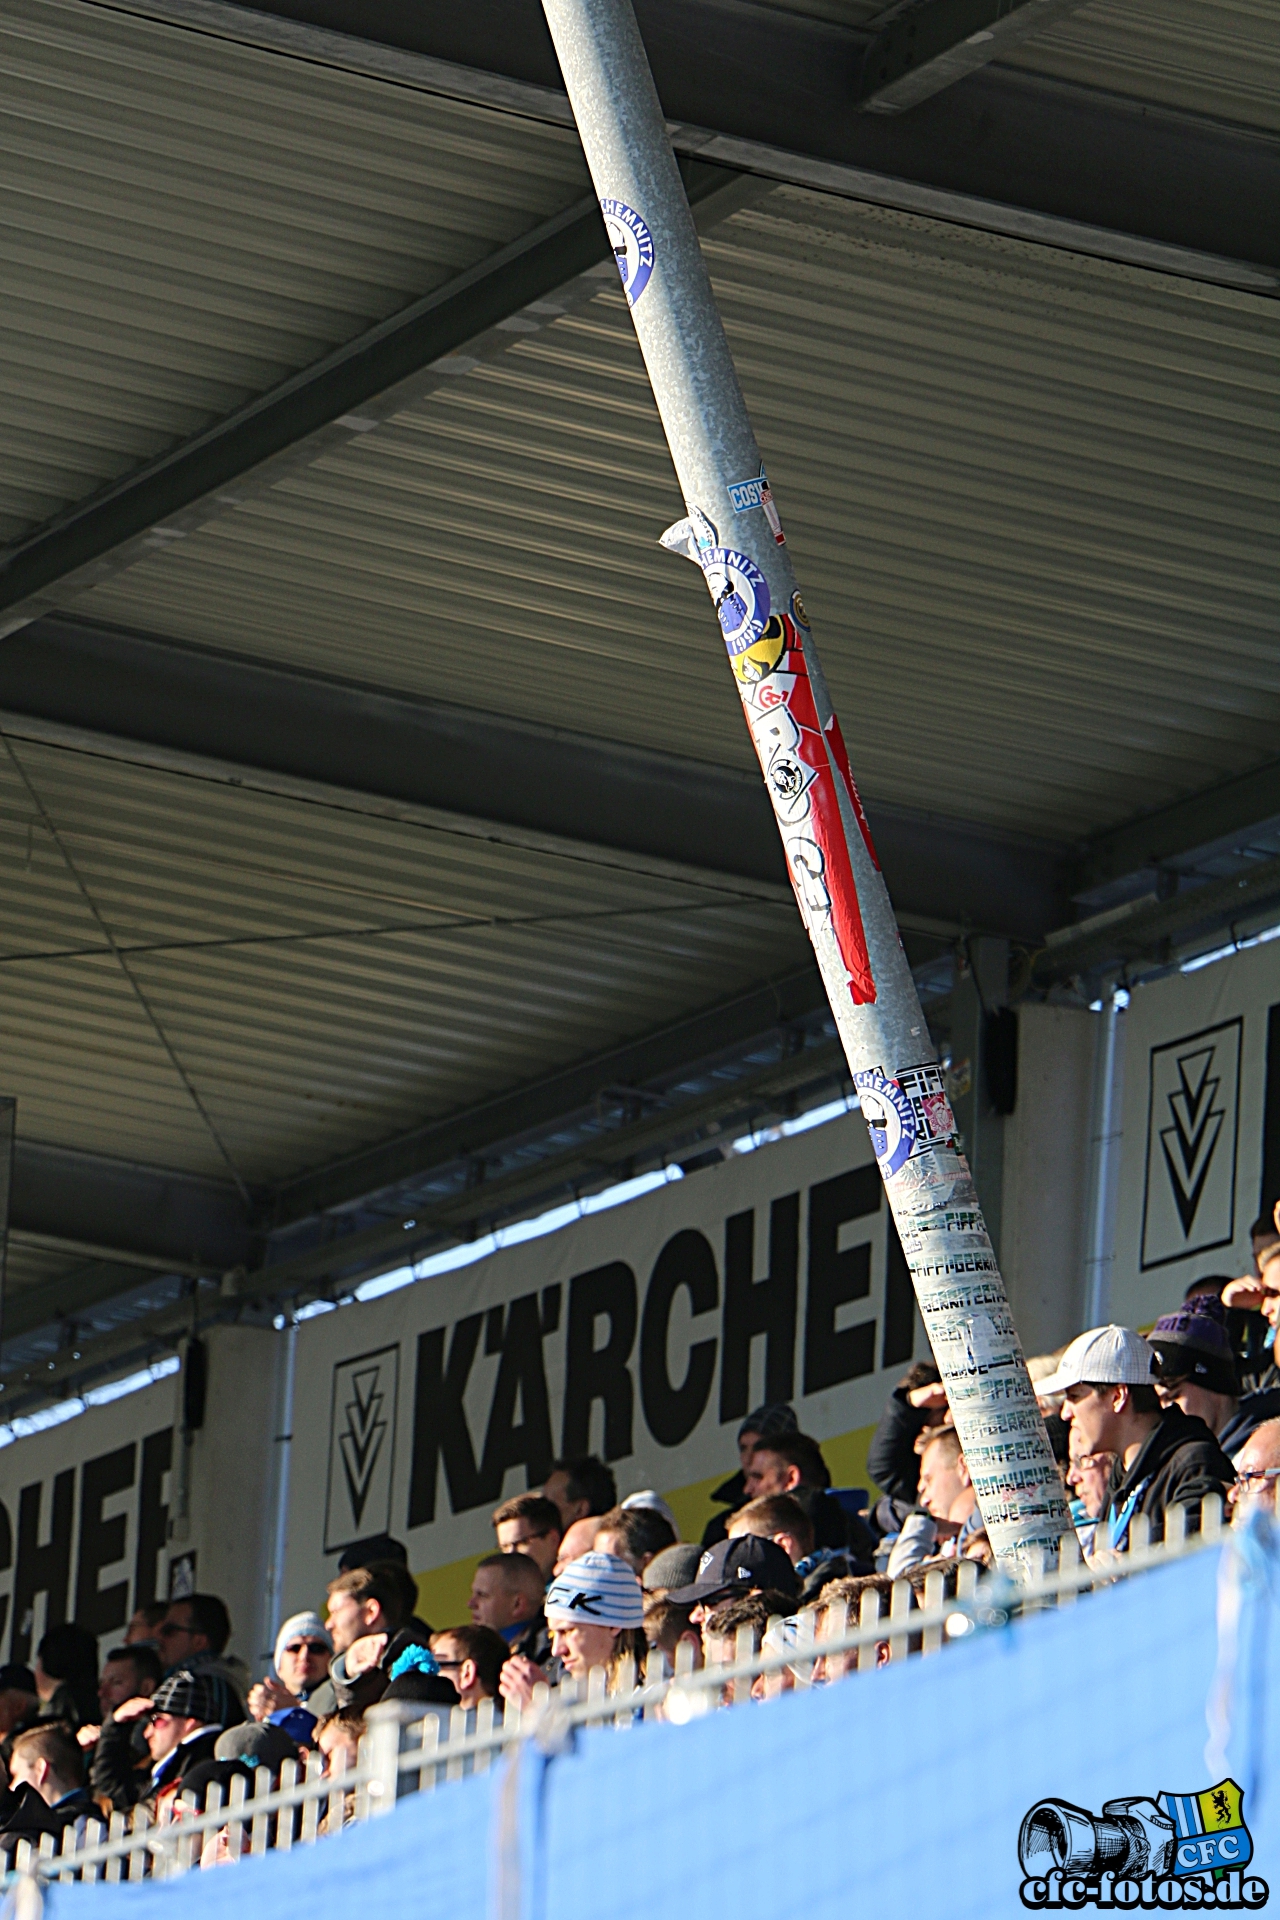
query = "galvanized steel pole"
(542, 0, 1072, 1573)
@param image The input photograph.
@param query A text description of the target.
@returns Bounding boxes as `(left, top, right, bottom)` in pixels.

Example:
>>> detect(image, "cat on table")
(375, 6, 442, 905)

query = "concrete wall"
(180, 1324, 280, 1668)
(1000, 1002, 1096, 1359)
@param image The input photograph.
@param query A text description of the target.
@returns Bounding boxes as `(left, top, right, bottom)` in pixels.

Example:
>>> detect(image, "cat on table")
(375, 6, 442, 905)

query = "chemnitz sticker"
(854, 1072, 918, 1177)
(855, 1062, 955, 1178)
(659, 505, 770, 648)
(727, 468, 785, 545)
(601, 199, 654, 307)
(1019, 1778, 1266, 1909)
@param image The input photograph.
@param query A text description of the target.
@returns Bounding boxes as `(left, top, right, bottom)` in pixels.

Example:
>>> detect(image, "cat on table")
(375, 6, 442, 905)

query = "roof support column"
(541, 0, 1070, 1573)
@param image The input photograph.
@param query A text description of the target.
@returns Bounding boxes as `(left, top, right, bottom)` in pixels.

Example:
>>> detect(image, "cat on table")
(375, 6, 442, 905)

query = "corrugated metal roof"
(0, 0, 589, 542)
(0, 733, 806, 1183)
(81, 185, 1280, 845)
(750, 0, 1280, 133)
(1003, 0, 1280, 136)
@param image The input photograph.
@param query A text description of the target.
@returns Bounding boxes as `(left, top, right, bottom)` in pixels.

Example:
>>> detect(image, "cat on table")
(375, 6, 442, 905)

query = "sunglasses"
(283, 1640, 330, 1656)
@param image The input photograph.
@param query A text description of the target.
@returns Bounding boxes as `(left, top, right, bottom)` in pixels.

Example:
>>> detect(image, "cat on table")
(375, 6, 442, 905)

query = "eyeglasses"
(1234, 1468, 1280, 1490)
(157, 1622, 191, 1639)
(282, 1640, 330, 1656)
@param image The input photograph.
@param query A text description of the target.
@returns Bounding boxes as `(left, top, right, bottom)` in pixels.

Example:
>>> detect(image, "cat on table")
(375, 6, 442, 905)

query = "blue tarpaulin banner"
(46, 1539, 1280, 1920)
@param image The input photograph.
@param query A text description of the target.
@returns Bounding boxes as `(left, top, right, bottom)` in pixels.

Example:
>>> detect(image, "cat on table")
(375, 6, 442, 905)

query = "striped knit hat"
(544, 1552, 644, 1629)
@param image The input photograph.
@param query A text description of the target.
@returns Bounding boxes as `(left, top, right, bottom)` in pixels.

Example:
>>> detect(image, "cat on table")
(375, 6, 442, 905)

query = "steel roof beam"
(1078, 759, 1280, 894)
(162, 0, 1279, 271)
(0, 617, 1071, 938)
(0, 160, 744, 632)
(266, 965, 831, 1227)
(10, 1140, 255, 1272)
(854, 0, 1092, 115)
(1038, 852, 1280, 982)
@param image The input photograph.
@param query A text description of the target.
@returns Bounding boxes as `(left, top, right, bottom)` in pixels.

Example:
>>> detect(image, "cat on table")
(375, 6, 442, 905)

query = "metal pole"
(262, 1316, 298, 1661)
(541, 0, 1071, 1572)
(1084, 988, 1127, 1327)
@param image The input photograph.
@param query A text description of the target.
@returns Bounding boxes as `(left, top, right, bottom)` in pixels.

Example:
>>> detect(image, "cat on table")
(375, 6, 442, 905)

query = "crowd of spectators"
(2, 1202, 1277, 1872)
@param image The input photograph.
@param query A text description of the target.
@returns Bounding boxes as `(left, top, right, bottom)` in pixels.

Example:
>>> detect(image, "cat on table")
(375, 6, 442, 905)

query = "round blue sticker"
(854, 1071, 917, 1178)
(601, 199, 654, 307)
(702, 547, 770, 653)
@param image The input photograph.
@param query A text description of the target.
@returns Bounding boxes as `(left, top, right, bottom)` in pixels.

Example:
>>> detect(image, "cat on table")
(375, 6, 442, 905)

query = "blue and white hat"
(544, 1552, 644, 1629)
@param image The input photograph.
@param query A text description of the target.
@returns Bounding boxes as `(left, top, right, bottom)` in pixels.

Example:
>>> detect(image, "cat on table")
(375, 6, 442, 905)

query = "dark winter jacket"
(700, 1470, 749, 1548)
(331, 1619, 435, 1712)
(92, 1716, 222, 1812)
(0, 1781, 61, 1853)
(867, 1388, 936, 1504)
(1218, 1386, 1280, 1459)
(1106, 1405, 1235, 1545)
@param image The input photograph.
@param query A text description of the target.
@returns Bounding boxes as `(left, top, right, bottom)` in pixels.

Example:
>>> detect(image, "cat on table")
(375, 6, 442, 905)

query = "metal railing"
(2, 1497, 1228, 1895)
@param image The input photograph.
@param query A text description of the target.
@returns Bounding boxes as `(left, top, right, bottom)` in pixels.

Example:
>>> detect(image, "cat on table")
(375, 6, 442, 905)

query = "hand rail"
(0, 1495, 1229, 1898)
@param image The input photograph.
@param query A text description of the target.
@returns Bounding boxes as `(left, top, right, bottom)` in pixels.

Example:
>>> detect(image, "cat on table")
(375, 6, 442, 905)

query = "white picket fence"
(2, 1496, 1228, 1892)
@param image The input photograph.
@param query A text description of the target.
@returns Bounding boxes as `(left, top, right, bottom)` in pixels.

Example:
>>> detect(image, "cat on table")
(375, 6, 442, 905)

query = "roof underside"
(0, 0, 1276, 1410)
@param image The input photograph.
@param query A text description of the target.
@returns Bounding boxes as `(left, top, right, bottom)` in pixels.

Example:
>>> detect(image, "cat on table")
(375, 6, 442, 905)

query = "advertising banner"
(1113, 940, 1280, 1330)
(0, 1376, 175, 1665)
(284, 1114, 921, 1625)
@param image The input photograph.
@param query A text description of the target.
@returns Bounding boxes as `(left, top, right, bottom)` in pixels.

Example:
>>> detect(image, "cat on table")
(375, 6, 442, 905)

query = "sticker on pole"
(854, 1072, 918, 1177)
(855, 1064, 955, 1177)
(727, 468, 785, 546)
(704, 548, 770, 650)
(601, 200, 654, 307)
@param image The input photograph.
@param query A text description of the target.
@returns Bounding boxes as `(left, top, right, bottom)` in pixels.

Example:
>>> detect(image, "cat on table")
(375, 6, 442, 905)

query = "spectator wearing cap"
(156, 1594, 246, 1729)
(7, 1725, 101, 1841)
(468, 1552, 551, 1666)
(540, 1457, 618, 1531)
(215, 1721, 301, 1771)
(248, 1612, 334, 1732)
(641, 1543, 703, 1599)
(1229, 1416, 1280, 1523)
(666, 1536, 799, 1624)
(500, 1554, 646, 1707)
(592, 1503, 677, 1575)
(1149, 1297, 1280, 1457)
(621, 1489, 679, 1531)
(701, 1403, 798, 1547)
(493, 1493, 563, 1583)
(92, 1668, 226, 1812)
(380, 1644, 459, 1711)
(1044, 1325, 1235, 1550)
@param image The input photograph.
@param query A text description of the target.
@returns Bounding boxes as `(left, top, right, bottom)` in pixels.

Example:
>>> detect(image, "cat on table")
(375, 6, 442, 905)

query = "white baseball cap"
(1033, 1325, 1157, 1395)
